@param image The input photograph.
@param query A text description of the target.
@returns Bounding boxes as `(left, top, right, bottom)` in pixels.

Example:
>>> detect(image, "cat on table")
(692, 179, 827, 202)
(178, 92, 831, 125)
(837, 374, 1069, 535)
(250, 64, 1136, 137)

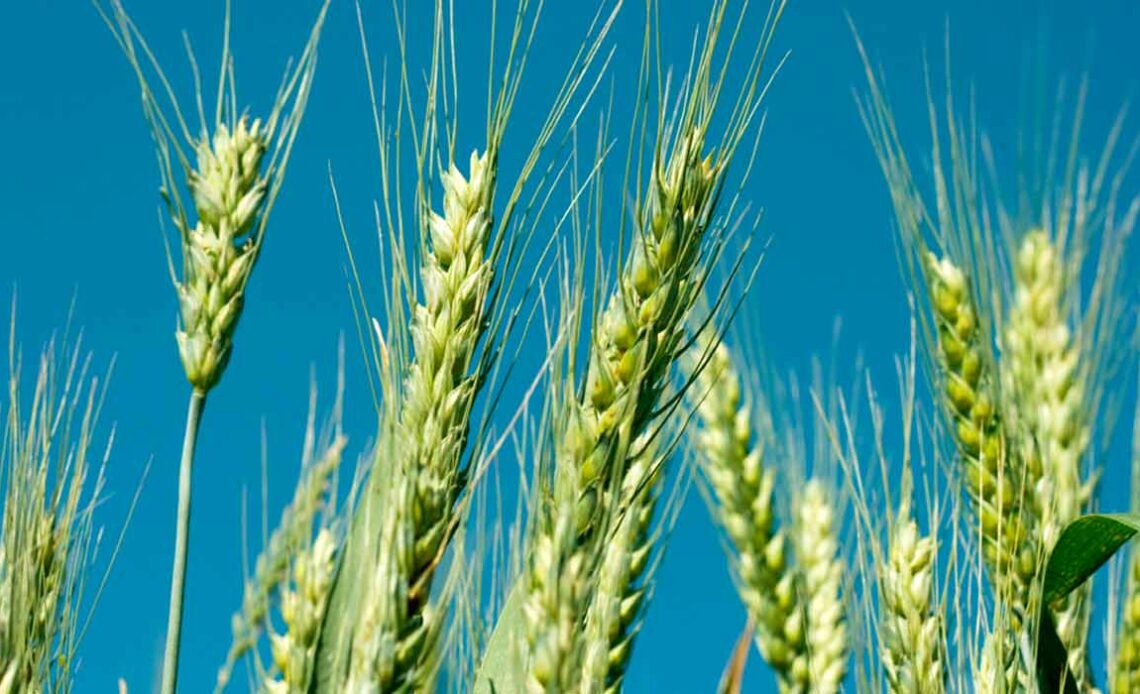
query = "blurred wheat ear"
(0, 312, 123, 692)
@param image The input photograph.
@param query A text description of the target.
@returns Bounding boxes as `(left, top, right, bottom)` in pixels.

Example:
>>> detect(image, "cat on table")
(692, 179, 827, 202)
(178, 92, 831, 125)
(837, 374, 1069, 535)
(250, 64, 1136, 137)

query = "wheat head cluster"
(2, 0, 1140, 692)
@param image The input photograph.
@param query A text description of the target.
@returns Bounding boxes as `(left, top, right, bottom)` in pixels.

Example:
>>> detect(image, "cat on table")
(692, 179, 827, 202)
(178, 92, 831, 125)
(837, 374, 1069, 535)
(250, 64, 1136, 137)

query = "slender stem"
(161, 388, 208, 694)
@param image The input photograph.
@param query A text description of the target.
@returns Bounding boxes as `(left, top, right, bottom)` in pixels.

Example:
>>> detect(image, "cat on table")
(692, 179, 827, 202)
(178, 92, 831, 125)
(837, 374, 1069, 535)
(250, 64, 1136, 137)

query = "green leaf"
(474, 582, 527, 693)
(1033, 513, 1140, 693)
(1043, 513, 1140, 604)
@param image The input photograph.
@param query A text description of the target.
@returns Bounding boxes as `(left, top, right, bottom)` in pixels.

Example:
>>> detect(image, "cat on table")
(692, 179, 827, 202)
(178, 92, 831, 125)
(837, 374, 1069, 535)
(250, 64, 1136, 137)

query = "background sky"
(1, 0, 1138, 691)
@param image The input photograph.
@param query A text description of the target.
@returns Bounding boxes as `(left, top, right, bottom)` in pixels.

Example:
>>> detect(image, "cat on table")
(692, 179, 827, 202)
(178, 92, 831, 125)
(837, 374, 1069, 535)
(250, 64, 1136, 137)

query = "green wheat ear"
(689, 340, 807, 691)
(100, 3, 329, 692)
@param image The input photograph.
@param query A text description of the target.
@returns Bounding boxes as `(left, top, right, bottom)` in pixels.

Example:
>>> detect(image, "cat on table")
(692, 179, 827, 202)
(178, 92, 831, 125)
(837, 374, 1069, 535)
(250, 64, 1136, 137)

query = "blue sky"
(1, 0, 1138, 691)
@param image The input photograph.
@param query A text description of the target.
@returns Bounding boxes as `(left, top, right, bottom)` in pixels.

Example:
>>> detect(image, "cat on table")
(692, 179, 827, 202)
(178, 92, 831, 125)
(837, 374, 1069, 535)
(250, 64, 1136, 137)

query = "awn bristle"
(691, 341, 807, 692)
(794, 479, 847, 694)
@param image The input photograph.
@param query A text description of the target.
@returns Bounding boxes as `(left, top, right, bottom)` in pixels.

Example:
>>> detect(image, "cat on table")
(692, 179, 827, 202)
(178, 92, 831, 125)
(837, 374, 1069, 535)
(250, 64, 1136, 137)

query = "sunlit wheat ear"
(1002, 229, 1095, 684)
(689, 341, 807, 691)
(880, 509, 944, 694)
(355, 147, 497, 691)
(1004, 231, 1089, 549)
(566, 122, 730, 692)
(925, 251, 1036, 688)
(523, 124, 722, 688)
(102, 0, 326, 393)
(522, 507, 589, 694)
(529, 0, 788, 679)
(175, 118, 269, 390)
(793, 479, 847, 694)
(101, 4, 328, 691)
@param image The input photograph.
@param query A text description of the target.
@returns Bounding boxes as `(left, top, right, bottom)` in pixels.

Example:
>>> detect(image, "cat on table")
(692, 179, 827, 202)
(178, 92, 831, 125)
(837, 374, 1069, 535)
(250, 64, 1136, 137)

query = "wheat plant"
(0, 321, 117, 692)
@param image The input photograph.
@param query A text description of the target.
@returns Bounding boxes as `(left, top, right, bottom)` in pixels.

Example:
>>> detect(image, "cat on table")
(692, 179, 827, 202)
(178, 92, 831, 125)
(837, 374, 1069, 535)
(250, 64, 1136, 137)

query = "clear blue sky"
(1, 0, 1138, 691)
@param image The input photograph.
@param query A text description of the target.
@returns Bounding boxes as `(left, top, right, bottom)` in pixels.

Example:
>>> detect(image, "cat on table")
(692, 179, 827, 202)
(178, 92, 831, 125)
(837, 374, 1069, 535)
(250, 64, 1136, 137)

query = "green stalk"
(161, 388, 207, 694)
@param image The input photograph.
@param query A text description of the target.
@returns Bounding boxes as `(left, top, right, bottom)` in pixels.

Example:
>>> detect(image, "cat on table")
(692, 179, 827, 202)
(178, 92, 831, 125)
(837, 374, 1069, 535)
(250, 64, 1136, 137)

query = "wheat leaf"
(1043, 513, 1140, 604)
(473, 582, 526, 693)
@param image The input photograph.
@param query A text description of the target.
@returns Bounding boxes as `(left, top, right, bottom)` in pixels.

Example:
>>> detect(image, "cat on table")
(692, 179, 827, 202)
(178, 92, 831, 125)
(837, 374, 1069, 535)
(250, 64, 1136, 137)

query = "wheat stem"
(161, 388, 206, 694)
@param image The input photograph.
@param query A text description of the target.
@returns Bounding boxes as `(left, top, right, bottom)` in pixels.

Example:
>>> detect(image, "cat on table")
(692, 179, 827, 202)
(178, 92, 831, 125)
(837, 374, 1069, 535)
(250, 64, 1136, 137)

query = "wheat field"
(1, 0, 1138, 692)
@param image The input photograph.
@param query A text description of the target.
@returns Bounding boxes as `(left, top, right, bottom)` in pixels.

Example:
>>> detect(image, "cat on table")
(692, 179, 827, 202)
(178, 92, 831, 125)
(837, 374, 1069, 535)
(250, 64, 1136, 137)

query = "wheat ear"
(264, 528, 337, 694)
(793, 479, 847, 694)
(1002, 229, 1094, 685)
(690, 341, 807, 691)
(580, 441, 662, 693)
(347, 149, 497, 690)
(101, 4, 328, 691)
(216, 435, 345, 691)
(880, 507, 944, 694)
(524, 122, 720, 691)
(0, 336, 108, 691)
(926, 252, 1038, 689)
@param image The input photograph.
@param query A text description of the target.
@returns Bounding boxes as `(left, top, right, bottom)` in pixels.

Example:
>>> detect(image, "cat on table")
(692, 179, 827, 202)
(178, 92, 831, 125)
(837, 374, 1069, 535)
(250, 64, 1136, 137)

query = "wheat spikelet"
(793, 480, 847, 694)
(690, 341, 807, 691)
